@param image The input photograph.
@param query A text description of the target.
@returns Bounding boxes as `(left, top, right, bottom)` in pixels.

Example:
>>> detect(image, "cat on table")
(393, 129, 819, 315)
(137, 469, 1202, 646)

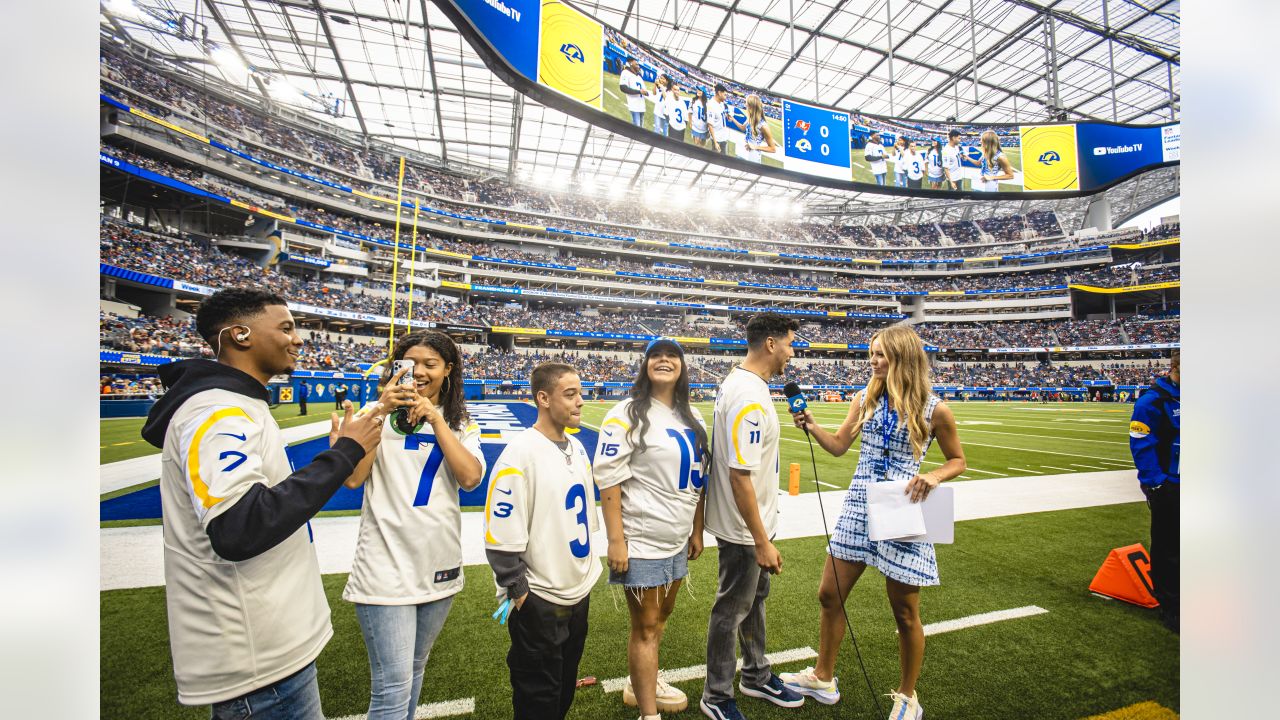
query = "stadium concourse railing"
(98, 150, 1177, 304)
(101, 94, 1169, 272)
(100, 87, 1069, 257)
(97, 260, 904, 347)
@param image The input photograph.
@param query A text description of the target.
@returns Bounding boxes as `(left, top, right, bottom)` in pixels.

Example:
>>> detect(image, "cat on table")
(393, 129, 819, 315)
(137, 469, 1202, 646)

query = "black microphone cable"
(792, 394, 884, 717)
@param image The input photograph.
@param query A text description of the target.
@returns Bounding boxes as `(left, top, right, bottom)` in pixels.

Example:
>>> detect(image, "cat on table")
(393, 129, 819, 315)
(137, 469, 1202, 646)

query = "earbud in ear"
(235, 328, 251, 342)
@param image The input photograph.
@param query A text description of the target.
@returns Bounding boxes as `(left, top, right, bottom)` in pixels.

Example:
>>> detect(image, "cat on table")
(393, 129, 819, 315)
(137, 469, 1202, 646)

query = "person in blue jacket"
(1129, 350, 1180, 632)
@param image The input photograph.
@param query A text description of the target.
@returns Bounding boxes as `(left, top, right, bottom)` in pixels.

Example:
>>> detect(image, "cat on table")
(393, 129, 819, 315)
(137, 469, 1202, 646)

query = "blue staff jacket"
(1129, 375, 1180, 487)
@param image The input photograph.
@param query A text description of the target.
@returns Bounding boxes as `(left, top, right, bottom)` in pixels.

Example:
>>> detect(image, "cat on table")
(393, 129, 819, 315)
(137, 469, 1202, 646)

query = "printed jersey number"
(673, 107, 684, 124)
(405, 434, 446, 507)
(565, 483, 591, 558)
(665, 428, 705, 491)
(748, 430, 762, 444)
(600, 442, 620, 457)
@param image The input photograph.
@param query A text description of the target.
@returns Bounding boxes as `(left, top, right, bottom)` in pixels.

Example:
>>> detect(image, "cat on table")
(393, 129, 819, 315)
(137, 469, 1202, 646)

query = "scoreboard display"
(781, 101, 852, 180)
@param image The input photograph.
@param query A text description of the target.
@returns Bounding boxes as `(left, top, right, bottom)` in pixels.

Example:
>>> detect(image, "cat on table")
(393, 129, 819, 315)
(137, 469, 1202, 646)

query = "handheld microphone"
(783, 382, 808, 435)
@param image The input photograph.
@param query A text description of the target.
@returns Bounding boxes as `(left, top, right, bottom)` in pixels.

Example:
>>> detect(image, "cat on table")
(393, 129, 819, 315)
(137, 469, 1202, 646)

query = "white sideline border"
(331, 697, 475, 720)
(600, 647, 818, 694)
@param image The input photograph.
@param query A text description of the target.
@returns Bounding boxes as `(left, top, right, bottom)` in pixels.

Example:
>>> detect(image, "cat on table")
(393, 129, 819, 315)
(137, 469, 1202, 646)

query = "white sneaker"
(886, 689, 923, 720)
(623, 677, 689, 713)
(779, 666, 840, 705)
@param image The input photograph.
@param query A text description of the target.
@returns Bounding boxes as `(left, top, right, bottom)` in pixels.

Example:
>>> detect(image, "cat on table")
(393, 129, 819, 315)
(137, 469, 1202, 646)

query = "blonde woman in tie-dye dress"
(781, 325, 967, 720)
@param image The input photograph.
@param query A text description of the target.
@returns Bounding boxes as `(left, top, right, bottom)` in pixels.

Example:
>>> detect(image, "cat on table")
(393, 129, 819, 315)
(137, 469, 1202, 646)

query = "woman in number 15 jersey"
(340, 331, 486, 720)
(594, 338, 708, 720)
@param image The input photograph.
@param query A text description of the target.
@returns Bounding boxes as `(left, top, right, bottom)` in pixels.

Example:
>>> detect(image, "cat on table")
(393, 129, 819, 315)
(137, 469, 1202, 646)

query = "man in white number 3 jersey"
(485, 362, 602, 720)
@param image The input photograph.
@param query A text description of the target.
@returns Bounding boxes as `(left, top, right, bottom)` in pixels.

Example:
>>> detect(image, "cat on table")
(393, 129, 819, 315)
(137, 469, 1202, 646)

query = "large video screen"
(441, 0, 1178, 198)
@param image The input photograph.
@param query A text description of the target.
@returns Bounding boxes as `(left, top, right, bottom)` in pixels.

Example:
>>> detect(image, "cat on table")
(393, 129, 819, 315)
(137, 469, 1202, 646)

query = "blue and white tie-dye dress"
(828, 392, 942, 586)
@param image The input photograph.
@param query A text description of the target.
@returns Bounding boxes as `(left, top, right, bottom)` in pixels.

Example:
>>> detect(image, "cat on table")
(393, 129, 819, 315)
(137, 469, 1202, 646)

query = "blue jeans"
(630, 111, 644, 126)
(654, 117, 668, 135)
(355, 598, 455, 720)
(895, 172, 905, 187)
(874, 173, 886, 186)
(210, 661, 322, 720)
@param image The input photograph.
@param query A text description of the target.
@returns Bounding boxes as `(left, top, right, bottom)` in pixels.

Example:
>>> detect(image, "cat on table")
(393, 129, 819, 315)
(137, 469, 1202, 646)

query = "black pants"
(1145, 483, 1180, 624)
(507, 592, 590, 720)
(298, 398, 307, 415)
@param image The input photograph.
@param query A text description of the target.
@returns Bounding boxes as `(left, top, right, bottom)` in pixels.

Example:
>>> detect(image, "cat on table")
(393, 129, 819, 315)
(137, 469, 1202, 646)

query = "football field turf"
(100, 501, 1177, 719)
(581, 400, 1138, 493)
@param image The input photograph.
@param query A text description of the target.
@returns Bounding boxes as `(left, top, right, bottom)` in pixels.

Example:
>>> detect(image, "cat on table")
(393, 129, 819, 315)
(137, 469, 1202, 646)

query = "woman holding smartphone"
(594, 338, 708, 720)
(780, 325, 966, 720)
(337, 330, 486, 720)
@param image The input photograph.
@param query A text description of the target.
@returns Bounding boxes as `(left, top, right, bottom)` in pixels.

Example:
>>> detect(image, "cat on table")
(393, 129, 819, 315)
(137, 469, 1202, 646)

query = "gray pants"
(703, 538, 772, 704)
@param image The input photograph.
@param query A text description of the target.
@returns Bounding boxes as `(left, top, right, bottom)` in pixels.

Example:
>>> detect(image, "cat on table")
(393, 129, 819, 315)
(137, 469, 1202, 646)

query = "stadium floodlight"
(106, 0, 143, 21)
(670, 191, 690, 209)
(211, 47, 248, 84)
(704, 195, 726, 215)
(546, 173, 567, 190)
(642, 184, 663, 204)
(269, 80, 305, 103)
(577, 176, 597, 195)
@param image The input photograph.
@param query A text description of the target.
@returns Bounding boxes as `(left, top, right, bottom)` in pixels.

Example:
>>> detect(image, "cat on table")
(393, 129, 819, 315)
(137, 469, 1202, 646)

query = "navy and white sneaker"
(739, 674, 805, 708)
(700, 697, 748, 720)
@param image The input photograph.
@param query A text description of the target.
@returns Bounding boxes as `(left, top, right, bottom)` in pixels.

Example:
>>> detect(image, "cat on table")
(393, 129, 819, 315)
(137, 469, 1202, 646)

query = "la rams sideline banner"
(435, 0, 1178, 199)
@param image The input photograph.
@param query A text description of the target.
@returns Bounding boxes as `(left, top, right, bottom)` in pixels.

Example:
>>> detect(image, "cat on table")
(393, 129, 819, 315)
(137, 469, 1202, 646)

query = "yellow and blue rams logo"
(1129, 420, 1151, 439)
(538, 1, 603, 109)
(559, 43, 584, 63)
(1020, 124, 1079, 191)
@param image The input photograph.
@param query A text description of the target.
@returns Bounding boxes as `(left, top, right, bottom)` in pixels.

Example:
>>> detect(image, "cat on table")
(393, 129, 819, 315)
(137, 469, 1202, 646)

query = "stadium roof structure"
(99, 0, 1180, 229)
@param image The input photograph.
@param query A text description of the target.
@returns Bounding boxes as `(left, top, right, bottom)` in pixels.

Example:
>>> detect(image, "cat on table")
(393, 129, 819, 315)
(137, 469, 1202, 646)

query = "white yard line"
(600, 647, 818, 693)
(1070, 463, 1106, 470)
(1008, 467, 1044, 475)
(960, 467, 1008, 477)
(956, 440, 1131, 464)
(922, 606, 1049, 636)
(955, 428, 1128, 445)
(332, 698, 476, 720)
(816, 481, 842, 490)
(1040, 465, 1077, 473)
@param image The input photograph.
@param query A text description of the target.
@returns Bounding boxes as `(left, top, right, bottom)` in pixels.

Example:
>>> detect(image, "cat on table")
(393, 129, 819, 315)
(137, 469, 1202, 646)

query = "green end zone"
(101, 502, 1176, 719)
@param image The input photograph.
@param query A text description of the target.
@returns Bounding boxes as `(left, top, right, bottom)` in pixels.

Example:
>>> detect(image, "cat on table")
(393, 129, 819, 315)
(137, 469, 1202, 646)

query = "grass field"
(103, 401, 1137, 481)
(100, 502, 1177, 719)
(99, 401, 1137, 531)
(581, 400, 1138, 493)
(603, 73, 786, 169)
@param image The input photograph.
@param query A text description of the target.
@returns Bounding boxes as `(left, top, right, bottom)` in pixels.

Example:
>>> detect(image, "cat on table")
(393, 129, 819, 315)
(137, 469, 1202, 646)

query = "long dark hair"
(625, 347, 708, 459)
(381, 330, 467, 431)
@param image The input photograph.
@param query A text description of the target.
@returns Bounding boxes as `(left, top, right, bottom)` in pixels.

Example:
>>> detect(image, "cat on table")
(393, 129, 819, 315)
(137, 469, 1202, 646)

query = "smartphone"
(393, 359, 415, 386)
(391, 359, 419, 433)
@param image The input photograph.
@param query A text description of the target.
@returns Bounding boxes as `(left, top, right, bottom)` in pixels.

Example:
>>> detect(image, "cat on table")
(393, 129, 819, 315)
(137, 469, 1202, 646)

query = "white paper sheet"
(867, 482, 955, 544)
